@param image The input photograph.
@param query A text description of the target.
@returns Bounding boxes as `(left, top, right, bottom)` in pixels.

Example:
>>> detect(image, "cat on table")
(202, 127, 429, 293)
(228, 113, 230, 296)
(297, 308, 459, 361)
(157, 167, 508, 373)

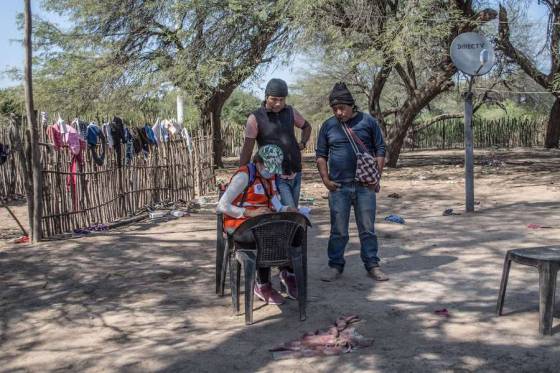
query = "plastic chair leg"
(290, 246, 306, 321)
(303, 234, 308, 303)
(219, 236, 233, 296)
(237, 251, 256, 325)
(216, 215, 224, 294)
(496, 252, 512, 316)
(230, 254, 241, 314)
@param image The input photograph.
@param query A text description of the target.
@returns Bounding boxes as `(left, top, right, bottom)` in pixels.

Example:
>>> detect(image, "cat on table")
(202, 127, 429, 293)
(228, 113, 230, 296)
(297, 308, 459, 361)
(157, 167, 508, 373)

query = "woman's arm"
(216, 173, 249, 218)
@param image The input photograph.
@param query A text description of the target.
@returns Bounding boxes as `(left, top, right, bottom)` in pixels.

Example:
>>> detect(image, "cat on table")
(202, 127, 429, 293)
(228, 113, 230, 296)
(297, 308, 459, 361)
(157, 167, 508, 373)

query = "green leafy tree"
(222, 89, 260, 126)
(498, 1, 560, 148)
(294, 0, 497, 167)
(37, 0, 292, 166)
(0, 87, 24, 118)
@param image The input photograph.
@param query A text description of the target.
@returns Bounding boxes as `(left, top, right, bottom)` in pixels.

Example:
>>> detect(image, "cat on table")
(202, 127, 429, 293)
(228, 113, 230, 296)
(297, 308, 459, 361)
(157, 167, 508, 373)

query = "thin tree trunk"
(386, 115, 413, 168)
(199, 94, 227, 168)
(545, 96, 560, 148)
(24, 0, 43, 242)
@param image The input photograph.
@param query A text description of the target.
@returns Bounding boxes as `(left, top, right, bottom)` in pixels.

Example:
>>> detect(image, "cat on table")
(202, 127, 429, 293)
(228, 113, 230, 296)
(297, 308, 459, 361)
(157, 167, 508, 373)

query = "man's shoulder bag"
(340, 123, 381, 186)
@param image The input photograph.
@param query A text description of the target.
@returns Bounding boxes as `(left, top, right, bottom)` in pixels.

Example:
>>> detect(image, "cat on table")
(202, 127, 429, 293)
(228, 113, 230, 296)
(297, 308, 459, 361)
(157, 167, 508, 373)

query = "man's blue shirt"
(315, 112, 385, 183)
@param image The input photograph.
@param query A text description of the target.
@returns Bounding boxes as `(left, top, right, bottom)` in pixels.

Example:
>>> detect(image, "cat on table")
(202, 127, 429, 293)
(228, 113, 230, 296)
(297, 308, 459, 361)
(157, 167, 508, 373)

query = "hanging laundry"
(77, 120, 88, 140)
(46, 123, 63, 149)
(111, 117, 126, 167)
(102, 122, 115, 148)
(63, 124, 82, 156)
(131, 128, 143, 155)
(40, 112, 48, 127)
(144, 124, 157, 145)
(87, 122, 106, 166)
(62, 123, 86, 212)
(135, 126, 151, 153)
(166, 120, 179, 137)
(110, 117, 126, 145)
(153, 118, 170, 143)
(181, 127, 193, 153)
(58, 118, 69, 135)
(161, 122, 169, 142)
(151, 118, 162, 144)
(124, 128, 134, 166)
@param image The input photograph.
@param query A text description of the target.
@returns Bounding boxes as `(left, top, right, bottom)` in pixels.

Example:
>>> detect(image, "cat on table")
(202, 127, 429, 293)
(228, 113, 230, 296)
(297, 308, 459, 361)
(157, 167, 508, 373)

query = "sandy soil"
(1, 148, 560, 372)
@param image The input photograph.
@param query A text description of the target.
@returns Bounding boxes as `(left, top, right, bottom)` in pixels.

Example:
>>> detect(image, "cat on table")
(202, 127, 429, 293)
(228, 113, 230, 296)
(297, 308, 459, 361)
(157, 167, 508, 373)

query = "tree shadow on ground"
(2, 149, 560, 371)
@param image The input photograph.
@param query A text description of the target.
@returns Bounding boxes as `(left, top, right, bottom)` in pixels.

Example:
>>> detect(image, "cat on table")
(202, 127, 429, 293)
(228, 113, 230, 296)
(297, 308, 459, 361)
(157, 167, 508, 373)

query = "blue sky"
(0, 1, 26, 88)
(0, 1, 549, 95)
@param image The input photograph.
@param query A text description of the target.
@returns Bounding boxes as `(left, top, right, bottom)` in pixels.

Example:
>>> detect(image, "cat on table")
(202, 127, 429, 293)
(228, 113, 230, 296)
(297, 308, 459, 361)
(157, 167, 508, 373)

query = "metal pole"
(464, 78, 475, 212)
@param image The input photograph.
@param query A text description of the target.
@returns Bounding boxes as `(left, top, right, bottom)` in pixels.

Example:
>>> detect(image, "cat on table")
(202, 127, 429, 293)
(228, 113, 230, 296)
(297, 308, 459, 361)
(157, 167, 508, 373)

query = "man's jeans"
(277, 172, 302, 208)
(327, 181, 380, 272)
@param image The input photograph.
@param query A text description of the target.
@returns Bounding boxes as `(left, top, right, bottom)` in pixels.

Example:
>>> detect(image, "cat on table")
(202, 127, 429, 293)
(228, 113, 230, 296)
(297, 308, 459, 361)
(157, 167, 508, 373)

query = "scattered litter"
(527, 224, 553, 229)
(72, 224, 109, 234)
(73, 228, 91, 235)
(483, 159, 506, 167)
(321, 192, 329, 200)
(170, 210, 189, 217)
(388, 193, 401, 199)
(384, 215, 405, 224)
(442, 208, 460, 216)
(298, 206, 311, 218)
(299, 196, 315, 206)
(84, 223, 109, 232)
(14, 235, 30, 244)
(149, 211, 167, 219)
(187, 200, 201, 211)
(434, 308, 450, 317)
(270, 315, 372, 360)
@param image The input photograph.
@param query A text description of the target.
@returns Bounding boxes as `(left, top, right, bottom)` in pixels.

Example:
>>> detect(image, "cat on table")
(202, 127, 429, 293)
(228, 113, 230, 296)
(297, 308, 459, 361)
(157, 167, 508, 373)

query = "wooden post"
(23, 0, 43, 242)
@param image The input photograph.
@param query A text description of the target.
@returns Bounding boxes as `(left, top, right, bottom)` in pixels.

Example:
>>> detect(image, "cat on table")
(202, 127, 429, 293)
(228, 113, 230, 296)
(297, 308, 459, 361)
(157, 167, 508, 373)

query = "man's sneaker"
(254, 283, 284, 305)
(367, 267, 389, 281)
(279, 270, 298, 299)
(320, 266, 342, 282)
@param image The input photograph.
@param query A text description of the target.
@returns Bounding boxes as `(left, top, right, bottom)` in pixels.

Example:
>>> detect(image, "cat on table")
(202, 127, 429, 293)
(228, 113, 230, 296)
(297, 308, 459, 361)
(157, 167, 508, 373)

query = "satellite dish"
(450, 32, 495, 76)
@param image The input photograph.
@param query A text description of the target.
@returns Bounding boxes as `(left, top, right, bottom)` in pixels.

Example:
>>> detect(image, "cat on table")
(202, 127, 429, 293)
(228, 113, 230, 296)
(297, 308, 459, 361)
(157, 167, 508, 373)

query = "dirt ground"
(1, 148, 560, 372)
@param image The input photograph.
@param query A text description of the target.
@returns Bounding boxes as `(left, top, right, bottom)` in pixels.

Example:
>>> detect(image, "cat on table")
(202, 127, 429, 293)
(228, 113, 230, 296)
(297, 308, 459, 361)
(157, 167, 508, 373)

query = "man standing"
(316, 82, 388, 282)
(239, 78, 312, 208)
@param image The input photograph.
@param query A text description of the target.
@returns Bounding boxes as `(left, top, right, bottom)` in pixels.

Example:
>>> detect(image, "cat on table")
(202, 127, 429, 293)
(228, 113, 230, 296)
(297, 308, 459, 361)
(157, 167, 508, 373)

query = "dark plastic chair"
(496, 246, 560, 336)
(228, 212, 311, 325)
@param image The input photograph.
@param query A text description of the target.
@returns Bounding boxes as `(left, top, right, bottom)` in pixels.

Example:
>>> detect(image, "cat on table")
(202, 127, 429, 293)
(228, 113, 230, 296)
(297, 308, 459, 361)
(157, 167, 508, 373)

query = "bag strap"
(346, 127, 371, 155)
(339, 121, 361, 156)
(238, 163, 257, 207)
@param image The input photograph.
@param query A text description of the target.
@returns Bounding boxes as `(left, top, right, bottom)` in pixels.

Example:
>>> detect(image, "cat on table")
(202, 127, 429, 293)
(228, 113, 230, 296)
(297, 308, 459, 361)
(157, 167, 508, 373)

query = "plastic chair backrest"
(233, 212, 311, 267)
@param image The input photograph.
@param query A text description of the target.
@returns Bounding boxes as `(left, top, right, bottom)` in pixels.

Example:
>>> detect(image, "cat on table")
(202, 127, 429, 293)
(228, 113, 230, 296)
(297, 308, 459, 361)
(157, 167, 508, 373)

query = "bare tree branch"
(497, 5, 552, 90)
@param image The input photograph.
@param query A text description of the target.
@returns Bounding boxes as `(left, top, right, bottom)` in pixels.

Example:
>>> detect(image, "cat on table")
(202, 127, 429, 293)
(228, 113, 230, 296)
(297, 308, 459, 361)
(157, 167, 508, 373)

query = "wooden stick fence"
(220, 121, 319, 158)
(0, 125, 27, 197)
(222, 116, 545, 156)
(1, 121, 215, 238)
(405, 117, 547, 151)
